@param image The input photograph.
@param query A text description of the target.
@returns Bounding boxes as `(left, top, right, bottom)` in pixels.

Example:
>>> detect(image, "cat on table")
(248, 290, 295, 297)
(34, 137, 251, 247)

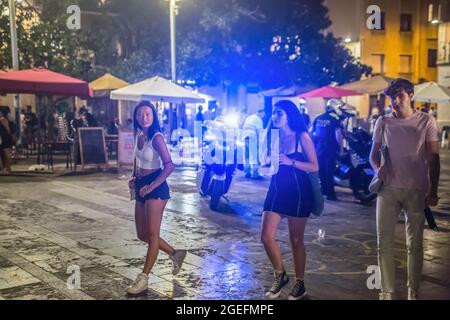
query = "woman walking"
(0, 111, 15, 173)
(126, 101, 186, 295)
(261, 100, 319, 300)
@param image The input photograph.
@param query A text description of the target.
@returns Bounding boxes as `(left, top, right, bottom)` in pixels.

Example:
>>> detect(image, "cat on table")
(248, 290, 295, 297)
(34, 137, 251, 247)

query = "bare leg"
(287, 217, 308, 279)
(142, 199, 168, 275)
(135, 201, 174, 255)
(261, 211, 284, 272)
(1, 149, 12, 173)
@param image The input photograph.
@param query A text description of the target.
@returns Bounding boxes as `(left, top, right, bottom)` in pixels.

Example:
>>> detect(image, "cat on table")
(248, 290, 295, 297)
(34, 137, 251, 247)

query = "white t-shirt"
(372, 111, 440, 192)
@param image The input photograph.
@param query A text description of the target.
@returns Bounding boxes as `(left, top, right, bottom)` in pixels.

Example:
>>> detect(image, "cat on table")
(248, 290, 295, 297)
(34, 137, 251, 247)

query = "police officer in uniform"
(311, 99, 344, 201)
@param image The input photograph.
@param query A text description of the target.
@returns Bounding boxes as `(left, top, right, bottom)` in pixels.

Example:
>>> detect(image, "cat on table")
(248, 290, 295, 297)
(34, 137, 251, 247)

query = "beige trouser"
(376, 186, 426, 293)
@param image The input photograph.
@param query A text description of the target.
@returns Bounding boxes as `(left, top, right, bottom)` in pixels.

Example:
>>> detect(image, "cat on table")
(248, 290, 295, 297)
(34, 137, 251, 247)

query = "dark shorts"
(135, 169, 171, 203)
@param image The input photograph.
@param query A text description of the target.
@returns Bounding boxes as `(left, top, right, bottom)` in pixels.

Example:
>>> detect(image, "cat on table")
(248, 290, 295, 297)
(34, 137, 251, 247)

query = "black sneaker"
(287, 279, 307, 300)
(266, 271, 289, 299)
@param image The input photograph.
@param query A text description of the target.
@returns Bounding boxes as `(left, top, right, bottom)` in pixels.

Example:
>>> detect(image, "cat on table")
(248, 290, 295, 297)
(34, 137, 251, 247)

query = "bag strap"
(380, 116, 386, 147)
(379, 116, 387, 166)
(132, 130, 138, 178)
(295, 131, 307, 162)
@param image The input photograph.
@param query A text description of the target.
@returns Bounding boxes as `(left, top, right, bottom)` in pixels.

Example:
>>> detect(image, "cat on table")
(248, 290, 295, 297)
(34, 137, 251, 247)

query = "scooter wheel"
(209, 180, 224, 211)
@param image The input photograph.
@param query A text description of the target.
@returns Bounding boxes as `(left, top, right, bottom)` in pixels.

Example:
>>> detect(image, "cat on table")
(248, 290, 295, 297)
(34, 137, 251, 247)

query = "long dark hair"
(133, 100, 162, 140)
(266, 100, 309, 155)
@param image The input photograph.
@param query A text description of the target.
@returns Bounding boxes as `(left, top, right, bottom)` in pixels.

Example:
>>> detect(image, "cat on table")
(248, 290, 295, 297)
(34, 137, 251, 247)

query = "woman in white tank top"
(126, 101, 187, 296)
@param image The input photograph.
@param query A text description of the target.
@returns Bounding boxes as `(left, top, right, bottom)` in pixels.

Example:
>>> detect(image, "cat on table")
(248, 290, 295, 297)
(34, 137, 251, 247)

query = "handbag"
(297, 133, 324, 217)
(130, 152, 137, 201)
(368, 117, 387, 194)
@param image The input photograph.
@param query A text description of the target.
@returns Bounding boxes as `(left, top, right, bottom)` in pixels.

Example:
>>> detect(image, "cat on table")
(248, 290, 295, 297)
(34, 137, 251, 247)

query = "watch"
(292, 160, 296, 167)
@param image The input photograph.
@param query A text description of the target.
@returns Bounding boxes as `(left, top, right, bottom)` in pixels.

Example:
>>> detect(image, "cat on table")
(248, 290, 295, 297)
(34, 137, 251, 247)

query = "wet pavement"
(0, 151, 449, 300)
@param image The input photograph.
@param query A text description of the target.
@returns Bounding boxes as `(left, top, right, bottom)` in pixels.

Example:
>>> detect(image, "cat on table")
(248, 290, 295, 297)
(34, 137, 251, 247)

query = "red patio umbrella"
(0, 67, 93, 98)
(299, 86, 361, 98)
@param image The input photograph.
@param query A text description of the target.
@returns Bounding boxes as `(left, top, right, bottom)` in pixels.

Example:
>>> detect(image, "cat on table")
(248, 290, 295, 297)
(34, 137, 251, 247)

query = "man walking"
(369, 79, 440, 300)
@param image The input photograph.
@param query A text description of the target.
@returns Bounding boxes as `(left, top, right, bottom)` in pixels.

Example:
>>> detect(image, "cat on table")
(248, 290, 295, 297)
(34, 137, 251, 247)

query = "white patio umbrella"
(110, 76, 205, 103)
(339, 75, 394, 94)
(413, 82, 450, 103)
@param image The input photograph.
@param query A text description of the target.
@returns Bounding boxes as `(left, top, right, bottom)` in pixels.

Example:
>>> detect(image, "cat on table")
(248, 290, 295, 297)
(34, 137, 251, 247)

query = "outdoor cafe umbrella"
(413, 81, 450, 103)
(89, 73, 129, 97)
(0, 67, 93, 98)
(89, 73, 130, 128)
(299, 86, 361, 98)
(259, 84, 316, 97)
(339, 75, 394, 95)
(110, 76, 204, 103)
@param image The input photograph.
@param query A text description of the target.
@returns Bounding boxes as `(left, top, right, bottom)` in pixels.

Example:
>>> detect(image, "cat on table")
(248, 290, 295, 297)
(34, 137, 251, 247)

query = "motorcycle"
(334, 108, 377, 203)
(196, 113, 244, 211)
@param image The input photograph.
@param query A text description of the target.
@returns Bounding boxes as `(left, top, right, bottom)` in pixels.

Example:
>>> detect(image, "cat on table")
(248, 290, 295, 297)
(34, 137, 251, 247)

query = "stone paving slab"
(0, 151, 449, 300)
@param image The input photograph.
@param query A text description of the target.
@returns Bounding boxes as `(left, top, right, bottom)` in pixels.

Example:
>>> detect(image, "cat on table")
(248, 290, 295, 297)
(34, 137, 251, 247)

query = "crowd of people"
(0, 77, 444, 300)
(123, 78, 441, 300)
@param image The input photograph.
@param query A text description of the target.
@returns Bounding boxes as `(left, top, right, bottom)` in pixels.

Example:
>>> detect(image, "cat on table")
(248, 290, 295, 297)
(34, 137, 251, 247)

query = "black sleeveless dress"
(0, 120, 14, 150)
(263, 136, 313, 218)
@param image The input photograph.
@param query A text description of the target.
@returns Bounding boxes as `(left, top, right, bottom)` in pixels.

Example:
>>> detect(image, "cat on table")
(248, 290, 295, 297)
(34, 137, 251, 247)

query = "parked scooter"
(334, 108, 377, 203)
(196, 113, 244, 210)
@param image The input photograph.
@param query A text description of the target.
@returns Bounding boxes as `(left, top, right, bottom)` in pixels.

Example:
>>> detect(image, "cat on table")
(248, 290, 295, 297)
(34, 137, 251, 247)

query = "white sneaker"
(126, 273, 148, 295)
(408, 288, 418, 300)
(379, 292, 395, 300)
(170, 249, 187, 275)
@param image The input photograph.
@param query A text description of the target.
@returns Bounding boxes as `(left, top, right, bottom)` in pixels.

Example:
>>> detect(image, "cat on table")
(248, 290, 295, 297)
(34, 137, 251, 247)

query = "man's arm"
(426, 141, 440, 206)
(369, 141, 382, 171)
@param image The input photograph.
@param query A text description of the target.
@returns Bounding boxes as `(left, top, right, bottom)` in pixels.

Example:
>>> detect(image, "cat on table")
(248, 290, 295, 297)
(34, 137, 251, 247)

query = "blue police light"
(223, 113, 239, 127)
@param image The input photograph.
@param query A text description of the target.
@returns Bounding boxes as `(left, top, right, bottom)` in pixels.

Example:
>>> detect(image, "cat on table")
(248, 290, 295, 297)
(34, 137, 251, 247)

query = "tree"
(0, 0, 96, 80)
(176, 0, 371, 89)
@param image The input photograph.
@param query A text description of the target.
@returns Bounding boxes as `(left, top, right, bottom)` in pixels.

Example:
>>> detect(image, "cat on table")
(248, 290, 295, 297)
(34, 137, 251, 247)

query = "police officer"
(311, 99, 344, 201)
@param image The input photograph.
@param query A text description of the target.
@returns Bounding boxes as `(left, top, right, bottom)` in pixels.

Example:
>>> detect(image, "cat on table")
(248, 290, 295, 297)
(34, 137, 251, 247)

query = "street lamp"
(8, 0, 21, 135)
(168, 0, 181, 82)
(165, 0, 181, 140)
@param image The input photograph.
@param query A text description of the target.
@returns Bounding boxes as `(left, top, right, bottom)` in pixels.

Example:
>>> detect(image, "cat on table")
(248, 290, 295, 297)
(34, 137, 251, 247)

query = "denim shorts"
(135, 169, 171, 203)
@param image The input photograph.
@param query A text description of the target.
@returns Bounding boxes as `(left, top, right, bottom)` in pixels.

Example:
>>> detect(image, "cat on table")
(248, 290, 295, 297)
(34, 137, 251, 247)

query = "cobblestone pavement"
(0, 151, 449, 300)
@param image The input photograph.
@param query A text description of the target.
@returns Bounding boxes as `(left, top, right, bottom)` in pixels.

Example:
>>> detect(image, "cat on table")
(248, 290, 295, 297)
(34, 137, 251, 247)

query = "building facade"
(326, 0, 439, 118)
(436, 0, 450, 128)
(360, 0, 438, 83)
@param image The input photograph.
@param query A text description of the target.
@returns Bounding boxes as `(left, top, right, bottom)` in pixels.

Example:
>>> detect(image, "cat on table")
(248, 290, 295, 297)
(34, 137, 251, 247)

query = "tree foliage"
(0, 0, 371, 88)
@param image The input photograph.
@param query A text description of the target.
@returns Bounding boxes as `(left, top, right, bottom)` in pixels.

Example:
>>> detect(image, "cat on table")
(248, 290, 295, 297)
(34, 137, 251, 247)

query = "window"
(429, 4, 434, 22)
(399, 55, 412, 73)
(371, 54, 385, 74)
(380, 12, 386, 30)
(400, 14, 412, 31)
(428, 49, 437, 67)
(428, 3, 442, 22)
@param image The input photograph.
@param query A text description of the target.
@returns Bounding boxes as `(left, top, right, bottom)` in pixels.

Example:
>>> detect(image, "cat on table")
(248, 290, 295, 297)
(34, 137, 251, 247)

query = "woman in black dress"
(0, 111, 15, 173)
(261, 100, 319, 300)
